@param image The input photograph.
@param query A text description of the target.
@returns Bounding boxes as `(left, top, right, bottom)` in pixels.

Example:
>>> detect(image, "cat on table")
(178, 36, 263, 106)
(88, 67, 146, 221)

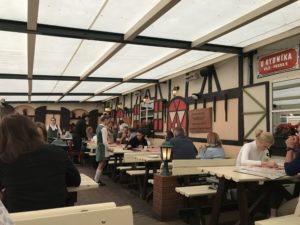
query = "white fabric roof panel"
(136, 51, 224, 79)
(60, 95, 91, 102)
(91, 0, 161, 33)
(87, 96, 114, 102)
(2, 96, 28, 102)
(31, 96, 61, 102)
(0, 0, 27, 22)
(0, 79, 28, 92)
(210, 1, 300, 47)
(71, 81, 115, 94)
(33, 35, 81, 75)
(90, 44, 176, 78)
(0, 31, 27, 74)
(0, 1, 299, 103)
(104, 83, 147, 94)
(31, 80, 76, 93)
(141, 0, 272, 41)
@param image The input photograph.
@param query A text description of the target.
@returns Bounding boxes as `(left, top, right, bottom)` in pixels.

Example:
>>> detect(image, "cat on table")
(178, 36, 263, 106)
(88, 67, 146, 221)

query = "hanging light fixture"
(172, 86, 180, 96)
(143, 95, 150, 104)
(104, 101, 112, 112)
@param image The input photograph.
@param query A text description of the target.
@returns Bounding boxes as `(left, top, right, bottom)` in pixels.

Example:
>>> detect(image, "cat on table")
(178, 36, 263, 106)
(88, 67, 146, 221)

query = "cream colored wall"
(189, 99, 239, 141)
(159, 82, 169, 100)
(215, 57, 239, 90)
(170, 76, 186, 98)
(243, 85, 267, 139)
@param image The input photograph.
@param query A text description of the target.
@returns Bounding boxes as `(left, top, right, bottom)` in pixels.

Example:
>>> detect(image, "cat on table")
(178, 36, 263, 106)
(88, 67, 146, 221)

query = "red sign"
(258, 48, 299, 77)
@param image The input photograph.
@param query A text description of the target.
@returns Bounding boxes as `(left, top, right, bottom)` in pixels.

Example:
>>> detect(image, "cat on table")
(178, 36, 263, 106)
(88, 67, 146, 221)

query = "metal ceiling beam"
(0, 19, 242, 54)
(0, 92, 121, 96)
(0, 74, 158, 83)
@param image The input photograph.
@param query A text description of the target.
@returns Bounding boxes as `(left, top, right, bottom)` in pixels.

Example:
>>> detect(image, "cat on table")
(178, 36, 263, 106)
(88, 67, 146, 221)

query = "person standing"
(46, 117, 62, 143)
(72, 114, 89, 151)
(94, 115, 110, 186)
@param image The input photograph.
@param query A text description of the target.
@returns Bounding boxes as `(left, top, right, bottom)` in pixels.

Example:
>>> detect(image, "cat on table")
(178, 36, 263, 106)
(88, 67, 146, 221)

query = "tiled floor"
(77, 166, 186, 225)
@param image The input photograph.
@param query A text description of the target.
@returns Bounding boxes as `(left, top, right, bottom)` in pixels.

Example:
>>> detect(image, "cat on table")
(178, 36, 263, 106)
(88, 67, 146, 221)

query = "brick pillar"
(152, 174, 184, 220)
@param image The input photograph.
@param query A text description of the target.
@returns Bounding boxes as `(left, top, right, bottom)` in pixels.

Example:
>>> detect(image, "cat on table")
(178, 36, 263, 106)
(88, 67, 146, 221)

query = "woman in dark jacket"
(0, 114, 81, 213)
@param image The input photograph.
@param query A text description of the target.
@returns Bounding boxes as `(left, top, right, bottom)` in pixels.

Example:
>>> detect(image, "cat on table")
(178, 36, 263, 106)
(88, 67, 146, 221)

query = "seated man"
(272, 135, 300, 217)
(117, 127, 131, 145)
(126, 129, 147, 149)
(169, 127, 197, 159)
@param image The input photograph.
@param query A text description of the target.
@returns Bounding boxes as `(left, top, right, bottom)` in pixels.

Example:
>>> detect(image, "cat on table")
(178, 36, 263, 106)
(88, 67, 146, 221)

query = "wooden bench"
(10, 202, 134, 225)
(255, 196, 300, 225)
(172, 158, 236, 176)
(67, 173, 98, 192)
(176, 185, 217, 197)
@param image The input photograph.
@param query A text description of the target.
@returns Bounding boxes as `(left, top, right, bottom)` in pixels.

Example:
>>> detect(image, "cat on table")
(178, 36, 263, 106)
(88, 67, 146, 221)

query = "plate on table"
(147, 155, 159, 158)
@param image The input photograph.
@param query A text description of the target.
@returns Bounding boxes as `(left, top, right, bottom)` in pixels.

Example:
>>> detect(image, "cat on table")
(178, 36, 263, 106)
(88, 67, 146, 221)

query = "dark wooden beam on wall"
(168, 80, 171, 101)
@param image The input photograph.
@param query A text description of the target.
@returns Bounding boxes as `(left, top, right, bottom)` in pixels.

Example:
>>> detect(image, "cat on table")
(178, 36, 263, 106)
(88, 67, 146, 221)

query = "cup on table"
(144, 146, 148, 151)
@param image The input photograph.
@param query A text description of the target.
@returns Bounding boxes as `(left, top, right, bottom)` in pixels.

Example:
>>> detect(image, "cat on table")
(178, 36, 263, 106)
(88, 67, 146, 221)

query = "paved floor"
(76, 166, 186, 225)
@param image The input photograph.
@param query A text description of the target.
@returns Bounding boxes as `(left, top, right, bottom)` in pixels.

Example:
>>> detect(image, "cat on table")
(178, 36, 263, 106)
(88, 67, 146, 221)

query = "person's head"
(136, 129, 144, 141)
(255, 129, 274, 151)
(165, 130, 174, 141)
(100, 114, 110, 125)
(35, 122, 47, 143)
(86, 126, 93, 135)
(50, 117, 56, 125)
(173, 127, 185, 137)
(207, 132, 222, 147)
(122, 126, 129, 134)
(0, 114, 44, 163)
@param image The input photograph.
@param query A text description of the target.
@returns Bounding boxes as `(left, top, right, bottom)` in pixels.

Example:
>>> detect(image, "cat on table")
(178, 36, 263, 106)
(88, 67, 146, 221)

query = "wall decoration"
(153, 100, 165, 132)
(188, 108, 212, 133)
(167, 97, 188, 132)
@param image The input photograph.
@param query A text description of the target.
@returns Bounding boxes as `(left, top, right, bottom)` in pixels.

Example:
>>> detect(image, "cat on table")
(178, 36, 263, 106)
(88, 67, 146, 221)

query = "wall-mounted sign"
(258, 48, 299, 78)
(189, 108, 212, 133)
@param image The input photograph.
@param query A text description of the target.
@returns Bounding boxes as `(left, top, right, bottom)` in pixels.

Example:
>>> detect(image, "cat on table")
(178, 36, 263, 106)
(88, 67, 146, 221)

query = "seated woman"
(0, 114, 81, 213)
(236, 129, 277, 167)
(199, 132, 225, 159)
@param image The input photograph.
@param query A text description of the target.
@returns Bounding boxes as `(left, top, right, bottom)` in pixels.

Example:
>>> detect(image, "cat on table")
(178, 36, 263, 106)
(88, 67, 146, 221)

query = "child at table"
(236, 129, 278, 168)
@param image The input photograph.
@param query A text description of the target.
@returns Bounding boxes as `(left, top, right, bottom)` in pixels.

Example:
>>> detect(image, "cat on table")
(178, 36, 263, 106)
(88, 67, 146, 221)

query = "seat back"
(11, 203, 134, 225)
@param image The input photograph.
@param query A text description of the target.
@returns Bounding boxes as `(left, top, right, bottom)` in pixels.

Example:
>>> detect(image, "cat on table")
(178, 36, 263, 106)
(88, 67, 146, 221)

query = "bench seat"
(175, 185, 217, 198)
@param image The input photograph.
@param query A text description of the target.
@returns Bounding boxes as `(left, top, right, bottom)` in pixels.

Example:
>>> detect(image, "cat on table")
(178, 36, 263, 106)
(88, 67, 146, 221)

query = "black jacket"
(0, 144, 80, 213)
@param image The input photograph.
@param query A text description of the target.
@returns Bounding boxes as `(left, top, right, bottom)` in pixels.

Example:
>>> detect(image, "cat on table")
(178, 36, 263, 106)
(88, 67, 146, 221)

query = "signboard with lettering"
(258, 48, 299, 78)
(189, 108, 212, 133)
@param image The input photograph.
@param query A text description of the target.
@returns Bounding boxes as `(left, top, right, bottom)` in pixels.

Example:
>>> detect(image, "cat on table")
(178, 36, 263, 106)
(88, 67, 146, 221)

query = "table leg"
(142, 163, 150, 199)
(209, 177, 228, 225)
(237, 183, 249, 225)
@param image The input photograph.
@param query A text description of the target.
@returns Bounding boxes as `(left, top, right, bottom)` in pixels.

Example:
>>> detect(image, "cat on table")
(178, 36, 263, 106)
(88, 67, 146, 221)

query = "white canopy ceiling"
(0, 0, 299, 103)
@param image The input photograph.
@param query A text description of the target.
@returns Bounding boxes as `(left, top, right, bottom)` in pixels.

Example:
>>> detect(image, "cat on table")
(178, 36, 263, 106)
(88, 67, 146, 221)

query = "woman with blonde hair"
(236, 129, 277, 167)
(199, 132, 225, 159)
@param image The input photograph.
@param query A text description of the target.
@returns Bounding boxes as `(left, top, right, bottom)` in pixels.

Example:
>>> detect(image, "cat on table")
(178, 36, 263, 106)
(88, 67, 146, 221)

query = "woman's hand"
(262, 161, 278, 168)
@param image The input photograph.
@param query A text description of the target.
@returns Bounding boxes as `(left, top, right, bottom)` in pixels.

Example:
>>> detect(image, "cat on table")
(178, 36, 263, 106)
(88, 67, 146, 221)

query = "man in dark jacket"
(169, 127, 197, 159)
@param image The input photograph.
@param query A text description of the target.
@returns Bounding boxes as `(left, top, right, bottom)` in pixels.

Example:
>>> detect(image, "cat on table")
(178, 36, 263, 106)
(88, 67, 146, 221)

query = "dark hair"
(0, 104, 15, 119)
(136, 129, 144, 134)
(35, 122, 47, 143)
(174, 127, 184, 136)
(165, 130, 174, 141)
(100, 115, 110, 122)
(0, 114, 44, 163)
